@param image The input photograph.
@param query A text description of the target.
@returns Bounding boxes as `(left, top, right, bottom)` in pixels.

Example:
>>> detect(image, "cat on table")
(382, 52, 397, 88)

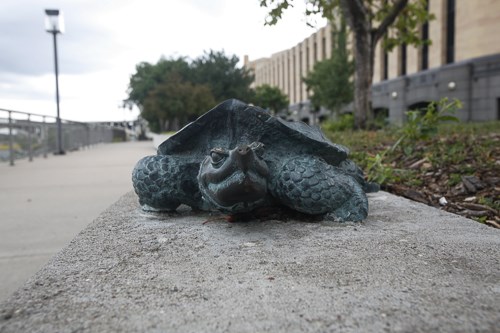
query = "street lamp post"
(44, 9, 65, 155)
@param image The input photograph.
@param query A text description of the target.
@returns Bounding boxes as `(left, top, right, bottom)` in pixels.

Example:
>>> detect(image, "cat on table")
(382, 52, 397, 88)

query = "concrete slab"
(0, 191, 498, 332)
(0, 142, 155, 301)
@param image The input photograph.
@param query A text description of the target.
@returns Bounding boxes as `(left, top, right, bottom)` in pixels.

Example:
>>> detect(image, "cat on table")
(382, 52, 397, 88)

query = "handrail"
(0, 107, 133, 166)
(0, 108, 59, 121)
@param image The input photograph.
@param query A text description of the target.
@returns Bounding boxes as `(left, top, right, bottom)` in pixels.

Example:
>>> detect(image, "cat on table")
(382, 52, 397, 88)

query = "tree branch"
(372, 0, 409, 43)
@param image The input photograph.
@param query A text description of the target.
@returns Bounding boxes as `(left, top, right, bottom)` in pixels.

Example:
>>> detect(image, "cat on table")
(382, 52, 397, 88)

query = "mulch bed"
(382, 133, 500, 228)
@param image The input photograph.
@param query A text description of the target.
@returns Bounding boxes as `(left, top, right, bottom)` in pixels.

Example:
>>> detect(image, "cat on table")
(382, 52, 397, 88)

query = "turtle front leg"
(270, 156, 368, 222)
(132, 155, 205, 212)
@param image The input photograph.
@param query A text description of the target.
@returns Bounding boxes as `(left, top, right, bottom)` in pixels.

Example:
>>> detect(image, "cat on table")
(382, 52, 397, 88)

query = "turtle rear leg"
(271, 156, 368, 222)
(132, 155, 207, 211)
(132, 155, 182, 211)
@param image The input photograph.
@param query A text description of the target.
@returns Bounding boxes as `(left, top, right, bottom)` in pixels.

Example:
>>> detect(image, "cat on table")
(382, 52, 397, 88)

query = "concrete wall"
(373, 53, 500, 124)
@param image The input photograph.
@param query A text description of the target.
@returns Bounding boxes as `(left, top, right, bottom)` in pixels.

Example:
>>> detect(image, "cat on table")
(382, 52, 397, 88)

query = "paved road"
(0, 141, 154, 301)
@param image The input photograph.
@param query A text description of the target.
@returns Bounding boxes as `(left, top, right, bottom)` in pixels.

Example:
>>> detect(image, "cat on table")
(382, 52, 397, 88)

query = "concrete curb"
(1, 191, 498, 332)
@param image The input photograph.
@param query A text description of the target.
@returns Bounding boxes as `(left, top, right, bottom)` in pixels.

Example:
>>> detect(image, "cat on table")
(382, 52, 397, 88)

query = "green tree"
(142, 73, 215, 132)
(126, 57, 218, 132)
(303, 18, 353, 114)
(260, 0, 433, 129)
(126, 50, 255, 132)
(126, 57, 191, 110)
(191, 50, 255, 103)
(252, 84, 289, 115)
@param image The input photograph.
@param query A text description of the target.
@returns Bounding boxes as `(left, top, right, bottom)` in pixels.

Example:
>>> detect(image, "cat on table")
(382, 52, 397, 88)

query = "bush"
(387, 98, 461, 156)
(321, 114, 354, 132)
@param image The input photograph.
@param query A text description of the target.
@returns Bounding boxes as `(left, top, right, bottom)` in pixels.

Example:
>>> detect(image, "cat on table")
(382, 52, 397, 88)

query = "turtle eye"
(210, 149, 227, 166)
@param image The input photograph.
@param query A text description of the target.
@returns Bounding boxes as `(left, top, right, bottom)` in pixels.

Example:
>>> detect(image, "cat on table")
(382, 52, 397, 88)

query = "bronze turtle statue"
(132, 99, 378, 221)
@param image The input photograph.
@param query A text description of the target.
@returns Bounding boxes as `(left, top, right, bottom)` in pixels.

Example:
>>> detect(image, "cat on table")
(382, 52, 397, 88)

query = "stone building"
(244, 0, 500, 124)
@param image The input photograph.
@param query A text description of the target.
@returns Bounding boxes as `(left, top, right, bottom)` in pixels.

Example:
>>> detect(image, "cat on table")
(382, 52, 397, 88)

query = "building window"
(446, 0, 455, 64)
(292, 53, 296, 103)
(282, 57, 285, 90)
(299, 50, 303, 101)
(306, 46, 310, 74)
(314, 42, 317, 63)
(497, 98, 500, 120)
(322, 37, 326, 60)
(421, 0, 429, 70)
(400, 43, 407, 76)
(276, 60, 281, 88)
(383, 51, 388, 80)
(287, 55, 290, 96)
(374, 108, 389, 122)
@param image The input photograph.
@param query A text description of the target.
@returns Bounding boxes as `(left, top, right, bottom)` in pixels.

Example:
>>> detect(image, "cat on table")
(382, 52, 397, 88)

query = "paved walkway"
(0, 141, 155, 301)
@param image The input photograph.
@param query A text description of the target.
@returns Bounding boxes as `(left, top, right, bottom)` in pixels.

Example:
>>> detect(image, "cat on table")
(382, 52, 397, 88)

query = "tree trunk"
(352, 32, 374, 129)
(340, 0, 374, 129)
(340, 0, 408, 129)
(159, 118, 166, 133)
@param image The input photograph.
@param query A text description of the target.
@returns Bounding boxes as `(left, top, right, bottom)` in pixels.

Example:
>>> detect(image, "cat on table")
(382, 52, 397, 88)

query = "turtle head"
(198, 142, 270, 213)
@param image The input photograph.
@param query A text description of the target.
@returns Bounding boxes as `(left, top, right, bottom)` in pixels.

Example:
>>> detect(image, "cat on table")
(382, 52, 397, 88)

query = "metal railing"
(0, 108, 128, 166)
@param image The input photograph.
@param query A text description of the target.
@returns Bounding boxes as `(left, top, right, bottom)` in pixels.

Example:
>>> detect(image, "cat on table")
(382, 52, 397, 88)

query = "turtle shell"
(157, 99, 349, 166)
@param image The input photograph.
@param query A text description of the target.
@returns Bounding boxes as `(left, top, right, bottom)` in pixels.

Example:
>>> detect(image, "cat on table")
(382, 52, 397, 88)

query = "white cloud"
(0, 0, 325, 122)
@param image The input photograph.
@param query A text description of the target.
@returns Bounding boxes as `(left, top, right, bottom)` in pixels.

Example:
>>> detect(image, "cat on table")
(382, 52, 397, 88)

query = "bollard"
(86, 124, 91, 149)
(43, 116, 48, 158)
(28, 115, 33, 162)
(8, 111, 14, 166)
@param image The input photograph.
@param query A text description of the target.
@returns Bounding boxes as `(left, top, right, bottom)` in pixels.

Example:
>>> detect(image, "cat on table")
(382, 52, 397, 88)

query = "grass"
(321, 120, 500, 225)
(323, 121, 499, 175)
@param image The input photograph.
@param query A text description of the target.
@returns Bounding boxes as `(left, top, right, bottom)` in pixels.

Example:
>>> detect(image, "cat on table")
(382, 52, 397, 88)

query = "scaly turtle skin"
(132, 99, 378, 221)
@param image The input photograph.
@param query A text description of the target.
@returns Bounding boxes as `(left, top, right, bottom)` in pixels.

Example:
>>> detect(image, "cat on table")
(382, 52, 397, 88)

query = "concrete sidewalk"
(0, 141, 155, 301)
(0, 191, 498, 332)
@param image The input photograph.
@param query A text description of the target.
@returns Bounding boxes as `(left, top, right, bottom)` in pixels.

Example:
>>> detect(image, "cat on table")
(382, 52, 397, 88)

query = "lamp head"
(44, 9, 65, 34)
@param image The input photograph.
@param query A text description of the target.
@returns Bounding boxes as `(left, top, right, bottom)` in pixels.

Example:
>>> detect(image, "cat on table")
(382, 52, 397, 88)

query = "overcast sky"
(0, 0, 325, 122)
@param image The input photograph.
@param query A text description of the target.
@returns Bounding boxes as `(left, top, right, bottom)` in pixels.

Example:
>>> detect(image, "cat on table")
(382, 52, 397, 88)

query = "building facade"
(245, 0, 500, 124)
(244, 24, 333, 123)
